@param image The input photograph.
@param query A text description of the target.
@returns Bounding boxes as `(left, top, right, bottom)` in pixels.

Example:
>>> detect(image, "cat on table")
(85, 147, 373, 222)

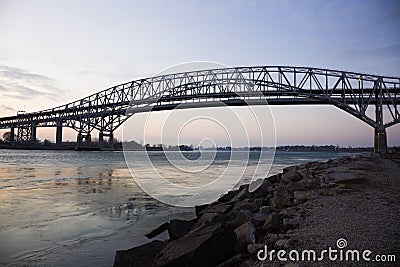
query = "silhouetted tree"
(2, 132, 16, 143)
(43, 139, 52, 146)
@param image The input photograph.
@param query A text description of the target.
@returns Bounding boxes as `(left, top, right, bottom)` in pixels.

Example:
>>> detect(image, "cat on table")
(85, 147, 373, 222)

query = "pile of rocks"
(114, 155, 359, 266)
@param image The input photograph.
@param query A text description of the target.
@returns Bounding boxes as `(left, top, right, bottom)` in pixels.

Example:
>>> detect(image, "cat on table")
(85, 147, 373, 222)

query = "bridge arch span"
(0, 66, 398, 152)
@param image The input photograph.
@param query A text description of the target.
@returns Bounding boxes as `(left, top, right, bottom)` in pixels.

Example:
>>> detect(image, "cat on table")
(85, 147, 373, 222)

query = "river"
(0, 149, 349, 266)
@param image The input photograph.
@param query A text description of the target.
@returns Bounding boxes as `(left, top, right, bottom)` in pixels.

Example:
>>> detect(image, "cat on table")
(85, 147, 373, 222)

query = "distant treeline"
(1, 132, 399, 153)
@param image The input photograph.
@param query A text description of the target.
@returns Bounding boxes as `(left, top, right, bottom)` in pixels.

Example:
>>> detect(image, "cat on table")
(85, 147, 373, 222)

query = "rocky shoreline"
(114, 154, 400, 266)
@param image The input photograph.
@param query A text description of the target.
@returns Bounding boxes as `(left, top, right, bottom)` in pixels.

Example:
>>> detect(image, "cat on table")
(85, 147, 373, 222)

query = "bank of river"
(115, 154, 400, 266)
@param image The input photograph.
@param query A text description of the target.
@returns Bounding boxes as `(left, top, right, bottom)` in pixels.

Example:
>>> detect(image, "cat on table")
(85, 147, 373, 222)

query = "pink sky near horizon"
(0, 0, 399, 147)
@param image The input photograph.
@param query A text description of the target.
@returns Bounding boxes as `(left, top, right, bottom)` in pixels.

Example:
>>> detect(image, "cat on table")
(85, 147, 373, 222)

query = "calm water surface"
(0, 149, 349, 266)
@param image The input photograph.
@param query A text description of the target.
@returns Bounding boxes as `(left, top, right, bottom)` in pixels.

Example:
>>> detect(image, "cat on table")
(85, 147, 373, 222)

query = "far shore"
(0, 143, 394, 154)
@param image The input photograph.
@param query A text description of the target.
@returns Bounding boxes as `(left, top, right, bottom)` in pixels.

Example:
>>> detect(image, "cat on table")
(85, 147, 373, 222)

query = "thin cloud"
(0, 104, 15, 112)
(343, 43, 400, 61)
(0, 104, 16, 117)
(0, 65, 65, 100)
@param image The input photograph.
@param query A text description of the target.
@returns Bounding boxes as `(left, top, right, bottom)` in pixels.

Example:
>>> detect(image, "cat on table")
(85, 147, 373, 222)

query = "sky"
(0, 0, 399, 146)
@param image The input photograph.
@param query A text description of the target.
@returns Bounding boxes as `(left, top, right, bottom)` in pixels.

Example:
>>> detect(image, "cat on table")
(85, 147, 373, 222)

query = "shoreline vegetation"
(0, 132, 398, 153)
(1, 141, 398, 154)
(114, 153, 400, 266)
(1, 132, 399, 153)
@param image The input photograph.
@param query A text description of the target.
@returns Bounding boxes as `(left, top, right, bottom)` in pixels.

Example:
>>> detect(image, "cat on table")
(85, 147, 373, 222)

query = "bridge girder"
(0, 66, 398, 151)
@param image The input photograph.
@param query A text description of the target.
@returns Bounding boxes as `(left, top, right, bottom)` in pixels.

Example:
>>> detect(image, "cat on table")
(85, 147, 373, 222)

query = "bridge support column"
(77, 133, 83, 148)
(109, 132, 114, 149)
(374, 91, 387, 154)
(374, 128, 387, 154)
(56, 125, 62, 145)
(31, 124, 37, 143)
(99, 132, 104, 148)
(85, 133, 91, 147)
(10, 126, 15, 144)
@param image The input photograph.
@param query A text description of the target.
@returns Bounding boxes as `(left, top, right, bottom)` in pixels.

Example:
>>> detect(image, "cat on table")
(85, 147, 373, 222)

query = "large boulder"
(195, 204, 209, 217)
(287, 179, 311, 192)
(232, 209, 253, 228)
(234, 222, 256, 253)
(168, 219, 196, 240)
(267, 173, 281, 184)
(252, 179, 272, 198)
(114, 240, 167, 267)
(153, 223, 237, 267)
(281, 169, 302, 183)
(230, 187, 251, 202)
(145, 222, 170, 239)
(218, 189, 240, 203)
(193, 212, 224, 228)
(233, 199, 259, 213)
(263, 212, 282, 233)
(271, 186, 292, 208)
(197, 203, 234, 217)
(252, 206, 273, 227)
(253, 197, 270, 208)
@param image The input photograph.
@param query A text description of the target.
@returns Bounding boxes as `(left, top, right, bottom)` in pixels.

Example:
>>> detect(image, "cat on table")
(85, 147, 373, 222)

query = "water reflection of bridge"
(0, 66, 399, 153)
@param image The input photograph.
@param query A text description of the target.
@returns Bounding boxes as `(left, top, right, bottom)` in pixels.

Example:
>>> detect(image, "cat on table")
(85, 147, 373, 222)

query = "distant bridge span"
(0, 66, 399, 152)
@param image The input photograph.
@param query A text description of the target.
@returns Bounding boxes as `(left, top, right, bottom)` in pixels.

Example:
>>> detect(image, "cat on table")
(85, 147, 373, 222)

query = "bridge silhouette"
(0, 66, 399, 153)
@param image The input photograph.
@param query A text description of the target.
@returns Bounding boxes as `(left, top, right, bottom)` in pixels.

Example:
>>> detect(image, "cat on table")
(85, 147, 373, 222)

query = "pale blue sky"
(0, 0, 399, 146)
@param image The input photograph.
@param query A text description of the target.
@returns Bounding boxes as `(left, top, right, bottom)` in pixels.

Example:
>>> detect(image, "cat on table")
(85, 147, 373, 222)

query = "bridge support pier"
(109, 132, 114, 149)
(77, 133, 83, 148)
(10, 126, 15, 144)
(56, 125, 62, 145)
(374, 128, 387, 154)
(99, 132, 104, 148)
(31, 124, 37, 143)
(85, 133, 91, 147)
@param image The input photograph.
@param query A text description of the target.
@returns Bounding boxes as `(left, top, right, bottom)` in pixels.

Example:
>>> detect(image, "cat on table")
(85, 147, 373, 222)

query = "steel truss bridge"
(0, 66, 399, 152)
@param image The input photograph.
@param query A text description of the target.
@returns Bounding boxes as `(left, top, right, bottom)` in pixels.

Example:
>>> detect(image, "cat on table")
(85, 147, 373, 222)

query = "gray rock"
(233, 209, 253, 228)
(234, 199, 259, 212)
(252, 212, 268, 227)
(234, 222, 256, 252)
(283, 166, 298, 173)
(287, 179, 311, 192)
(272, 186, 292, 208)
(193, 212, 223, 228)
(198, 203, 233, 216)
(153, 223, 236, 267)
(145, 222, 169, 239)
(263, 212, 282, 233)
(252, 206, 273, 227)
(195, 204, 209, 217)
(259, 205, 273, 214)
(230, 187, 251, 202)
(218, 189, 239, 203)
(114, 240, 167, 267)
(281, 169, 302, 183)
(168, 219, 195, 240)
(252, 179, 272, 198)
(253, 197, 269, 208)
(267, 173, 281, 184)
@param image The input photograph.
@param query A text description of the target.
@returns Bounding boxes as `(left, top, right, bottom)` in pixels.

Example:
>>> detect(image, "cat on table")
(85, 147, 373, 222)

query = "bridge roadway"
(0, 66, 399, 153)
